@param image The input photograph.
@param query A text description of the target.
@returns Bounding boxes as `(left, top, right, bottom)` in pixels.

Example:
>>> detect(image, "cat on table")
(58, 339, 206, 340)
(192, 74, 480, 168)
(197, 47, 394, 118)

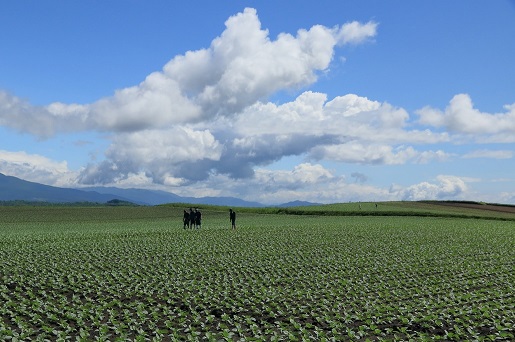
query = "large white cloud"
(74, 90, 454, 186)
(0, 8, 378, 137)
(232, 91, 446, 143)
(213, 91, 450, 173)
(393, 175, 468, 201)
(77, 127, 222, 185)
(107, 128, 221, 165)
(0, 8, 383, 190)
(416, 94, 515, 136)
(0, 91, 85, 138)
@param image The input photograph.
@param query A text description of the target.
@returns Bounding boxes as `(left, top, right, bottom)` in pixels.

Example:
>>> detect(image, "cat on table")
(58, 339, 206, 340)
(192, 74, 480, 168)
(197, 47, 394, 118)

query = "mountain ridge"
(79, 186, 265, 207)
(0, 173, 318, 207)
(0, 173, 131, 204)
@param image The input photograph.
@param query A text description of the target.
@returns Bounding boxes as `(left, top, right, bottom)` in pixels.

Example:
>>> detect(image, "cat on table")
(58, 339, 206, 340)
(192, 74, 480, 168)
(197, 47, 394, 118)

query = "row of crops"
(0, 206, 514, 340)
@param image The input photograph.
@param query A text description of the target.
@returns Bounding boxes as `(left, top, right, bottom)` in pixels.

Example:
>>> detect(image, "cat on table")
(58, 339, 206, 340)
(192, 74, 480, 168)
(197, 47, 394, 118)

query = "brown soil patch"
(431, 201, 515, 214)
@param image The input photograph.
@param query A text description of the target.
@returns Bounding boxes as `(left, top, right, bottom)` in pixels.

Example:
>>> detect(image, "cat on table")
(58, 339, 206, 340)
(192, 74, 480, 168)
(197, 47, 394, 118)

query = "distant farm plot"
(277, 201, 515, 220)
(0, 204, 513, 340)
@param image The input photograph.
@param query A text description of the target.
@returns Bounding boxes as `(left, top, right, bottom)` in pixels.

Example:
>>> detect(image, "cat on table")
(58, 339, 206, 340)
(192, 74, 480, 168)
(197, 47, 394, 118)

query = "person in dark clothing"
(195, 209, 202, 229)
(189, 208, 195, 228)
(183, 209, 190, 229)
(229, 208, 236, 229)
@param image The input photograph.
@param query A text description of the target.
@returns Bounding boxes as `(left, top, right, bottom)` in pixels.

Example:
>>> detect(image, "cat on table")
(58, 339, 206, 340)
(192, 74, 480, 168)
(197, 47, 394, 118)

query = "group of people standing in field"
(182, 208, 237, 229)
(183, 208, 202, 229)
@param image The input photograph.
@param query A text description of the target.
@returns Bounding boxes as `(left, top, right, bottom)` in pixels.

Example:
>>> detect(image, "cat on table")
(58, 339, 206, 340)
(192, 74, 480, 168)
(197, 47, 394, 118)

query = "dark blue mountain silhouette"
(1, 173, 317, 207)
(80, 186, 265, 207)
(0, 173, 128, 203)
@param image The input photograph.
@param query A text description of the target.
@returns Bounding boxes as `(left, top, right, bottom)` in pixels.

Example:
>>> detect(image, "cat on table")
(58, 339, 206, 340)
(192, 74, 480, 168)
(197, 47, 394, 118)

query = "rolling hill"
(0, 173, 129, 204)
(0, 173, 269, 207)
(79, 186, 266, 207)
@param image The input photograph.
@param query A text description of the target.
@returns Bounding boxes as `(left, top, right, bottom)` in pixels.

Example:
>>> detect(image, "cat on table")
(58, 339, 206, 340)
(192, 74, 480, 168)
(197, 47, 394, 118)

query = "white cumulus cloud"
(394, 175, 468, 201)
(0, 8, 378, 138)
(77, 128, 222, 185)
(416, 94, 515, 135)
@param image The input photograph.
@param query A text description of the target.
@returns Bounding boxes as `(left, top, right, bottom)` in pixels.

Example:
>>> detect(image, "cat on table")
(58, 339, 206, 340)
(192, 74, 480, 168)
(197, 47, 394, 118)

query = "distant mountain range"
(0, 173, 320, 207)
(0, 173, 130, 204)
(79, 186, 266, 207)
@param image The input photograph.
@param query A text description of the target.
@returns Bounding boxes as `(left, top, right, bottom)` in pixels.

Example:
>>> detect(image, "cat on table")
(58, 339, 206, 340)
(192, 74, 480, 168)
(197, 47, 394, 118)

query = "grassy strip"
(2, 200, 514, 222)
(162, 202, 515, 221)
(273, 208, 515, 221)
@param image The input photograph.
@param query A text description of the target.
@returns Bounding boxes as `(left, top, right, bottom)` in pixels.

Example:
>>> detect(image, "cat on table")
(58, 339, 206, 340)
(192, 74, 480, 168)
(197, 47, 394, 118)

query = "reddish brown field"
(431, 201, 515, 214)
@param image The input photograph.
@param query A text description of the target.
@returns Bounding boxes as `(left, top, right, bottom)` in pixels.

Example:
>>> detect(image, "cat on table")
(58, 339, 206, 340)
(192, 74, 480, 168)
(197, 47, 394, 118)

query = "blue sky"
(1, 1, 514, 204)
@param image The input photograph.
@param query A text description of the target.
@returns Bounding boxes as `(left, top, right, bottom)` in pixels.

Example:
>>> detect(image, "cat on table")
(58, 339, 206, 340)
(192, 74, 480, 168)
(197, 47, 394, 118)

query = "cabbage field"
(0, 204, 514, 341)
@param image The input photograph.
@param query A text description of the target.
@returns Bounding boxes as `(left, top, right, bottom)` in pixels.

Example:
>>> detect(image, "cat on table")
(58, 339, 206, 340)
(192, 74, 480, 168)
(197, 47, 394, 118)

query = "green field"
(0, 204, 514, 341)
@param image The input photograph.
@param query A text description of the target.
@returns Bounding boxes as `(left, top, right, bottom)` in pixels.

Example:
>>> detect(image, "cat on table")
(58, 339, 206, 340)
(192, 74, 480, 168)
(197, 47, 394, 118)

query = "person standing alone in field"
(229, 208, 236, 229)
